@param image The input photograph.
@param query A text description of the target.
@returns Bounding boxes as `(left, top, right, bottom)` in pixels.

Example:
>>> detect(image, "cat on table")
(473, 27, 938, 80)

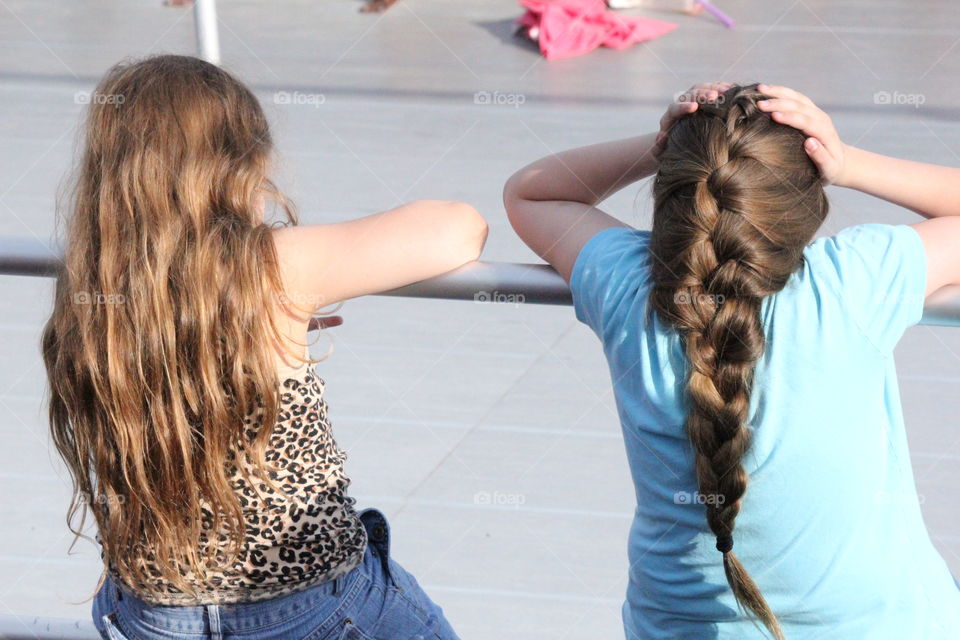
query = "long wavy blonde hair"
(42, 54, 313, 599)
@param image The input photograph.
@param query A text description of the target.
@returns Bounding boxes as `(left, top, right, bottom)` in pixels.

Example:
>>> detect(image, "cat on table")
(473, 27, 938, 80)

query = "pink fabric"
(517, 0, 677, 60)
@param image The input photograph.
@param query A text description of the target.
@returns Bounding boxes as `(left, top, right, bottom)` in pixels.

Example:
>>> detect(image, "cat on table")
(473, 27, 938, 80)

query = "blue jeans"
(92, 509, 459, 640)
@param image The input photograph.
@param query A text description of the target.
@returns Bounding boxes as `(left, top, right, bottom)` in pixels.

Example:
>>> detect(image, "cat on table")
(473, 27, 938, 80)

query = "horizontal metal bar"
(1, 236, 958, 327)
(0, 236, 62, 278)
(383, 260, 572, 305)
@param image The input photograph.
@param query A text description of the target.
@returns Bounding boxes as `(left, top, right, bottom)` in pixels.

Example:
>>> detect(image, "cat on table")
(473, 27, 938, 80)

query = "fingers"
(802, 137, 837, 184)
(677, 82, 733, 104)
(668, 100, 699, 118)
(658, 82, 734, 153)
(689, 82, 735, 96)
(308, 315, 343, 331)
(704, 81, 735, 93)
(804, 137, 824, 156)
(701, 82, 735, 97)
(755, 86, 842, 184)
(757, 83, 814, 106)
(755, 97, 808, 114)
(659, 100, 698, 132)
(322, 315, 344, 329)
(660, 82, 840, 183)
(756, 98, 822, 129)
(765, 108, 812, 131)
(662, 82, 731, 132)
(756, 97, 834, 142)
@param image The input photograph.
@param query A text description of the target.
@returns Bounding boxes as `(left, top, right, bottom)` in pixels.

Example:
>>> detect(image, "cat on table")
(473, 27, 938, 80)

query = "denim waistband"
(107, 508, 387, 635)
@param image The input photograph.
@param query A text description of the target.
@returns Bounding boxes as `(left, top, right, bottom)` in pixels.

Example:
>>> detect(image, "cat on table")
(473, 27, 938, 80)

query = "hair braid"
(649, 84, 829, 639)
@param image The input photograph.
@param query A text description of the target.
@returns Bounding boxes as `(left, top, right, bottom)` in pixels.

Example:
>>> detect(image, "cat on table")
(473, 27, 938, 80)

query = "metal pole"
(0, 236, 958, 327)
(383, 261, 572, 305)
(194, 0, 221, 65)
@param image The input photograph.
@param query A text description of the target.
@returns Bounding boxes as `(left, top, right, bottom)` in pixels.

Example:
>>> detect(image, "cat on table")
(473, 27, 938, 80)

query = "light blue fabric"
(570, 223, 960, 640)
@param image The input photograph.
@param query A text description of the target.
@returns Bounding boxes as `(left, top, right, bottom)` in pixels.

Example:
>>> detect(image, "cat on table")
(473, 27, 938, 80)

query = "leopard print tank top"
(108, 358, 367, 605)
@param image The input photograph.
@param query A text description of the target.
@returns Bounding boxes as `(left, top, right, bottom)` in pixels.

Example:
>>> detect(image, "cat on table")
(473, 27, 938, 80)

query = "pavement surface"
(1, 1, 958, 638)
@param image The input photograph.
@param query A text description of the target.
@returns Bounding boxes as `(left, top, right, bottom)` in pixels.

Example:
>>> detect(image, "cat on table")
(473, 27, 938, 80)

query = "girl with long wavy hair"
(503, 82, 960, 638)
(43, 54, 486, 640)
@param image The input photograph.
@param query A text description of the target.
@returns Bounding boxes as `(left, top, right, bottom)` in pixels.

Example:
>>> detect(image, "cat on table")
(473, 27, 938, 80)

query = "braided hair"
(649, 84, 828, 639)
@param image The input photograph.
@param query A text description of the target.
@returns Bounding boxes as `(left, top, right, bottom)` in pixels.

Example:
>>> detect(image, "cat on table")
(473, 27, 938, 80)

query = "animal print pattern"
(112, 364, 367, 605)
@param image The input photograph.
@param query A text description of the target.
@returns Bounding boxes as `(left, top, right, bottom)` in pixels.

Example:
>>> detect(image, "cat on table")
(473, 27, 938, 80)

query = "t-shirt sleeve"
(813, 223, 927, 353)
(569, 226, 649, 337)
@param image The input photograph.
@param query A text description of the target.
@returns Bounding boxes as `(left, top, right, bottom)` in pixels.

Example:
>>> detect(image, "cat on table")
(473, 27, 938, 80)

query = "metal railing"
(194, 0, 220, 65)
(0, 236, 572, 305)
(4, 2, 956, 638)
(2, 236, 959, 326)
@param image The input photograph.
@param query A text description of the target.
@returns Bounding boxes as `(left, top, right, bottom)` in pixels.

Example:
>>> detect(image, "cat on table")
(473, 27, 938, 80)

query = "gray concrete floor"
(1, 1, 959, 638)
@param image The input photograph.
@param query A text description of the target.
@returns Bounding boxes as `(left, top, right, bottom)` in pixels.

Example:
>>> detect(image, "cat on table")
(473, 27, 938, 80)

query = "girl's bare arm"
(756, 84, 960, 220)
(503, 83, 732, 282)
(272, 200, 488, 308)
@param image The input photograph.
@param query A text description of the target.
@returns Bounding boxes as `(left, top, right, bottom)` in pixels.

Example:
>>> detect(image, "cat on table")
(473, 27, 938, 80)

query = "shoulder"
(804, 223, 917, 261)
(570, 227, 652, 334)
(801, 223, 925, 291)
(798, 223, 926, 352)
(572, 227, 652, 281)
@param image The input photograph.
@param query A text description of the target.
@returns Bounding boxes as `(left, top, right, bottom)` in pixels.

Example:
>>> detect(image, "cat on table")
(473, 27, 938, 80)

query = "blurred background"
(0, 1, 958, 638)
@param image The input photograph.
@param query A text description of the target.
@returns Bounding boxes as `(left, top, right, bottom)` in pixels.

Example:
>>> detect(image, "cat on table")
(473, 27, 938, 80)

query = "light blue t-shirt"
(570, 223, 960, 639)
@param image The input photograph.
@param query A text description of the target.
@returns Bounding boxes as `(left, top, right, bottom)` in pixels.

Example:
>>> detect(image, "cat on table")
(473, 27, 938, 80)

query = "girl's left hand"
(654, 82, 734, 156)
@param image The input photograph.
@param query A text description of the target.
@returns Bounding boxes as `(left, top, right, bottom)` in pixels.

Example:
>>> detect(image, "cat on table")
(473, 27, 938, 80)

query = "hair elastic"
(716, 534, 734, 553)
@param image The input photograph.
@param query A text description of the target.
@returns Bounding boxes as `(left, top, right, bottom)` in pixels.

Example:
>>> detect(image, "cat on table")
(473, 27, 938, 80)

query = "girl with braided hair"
(504, 82, 960, 638)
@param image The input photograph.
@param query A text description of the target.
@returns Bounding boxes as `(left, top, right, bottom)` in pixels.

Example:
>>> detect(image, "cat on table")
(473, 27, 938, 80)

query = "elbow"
(502, 172, 529, 234)
(460, 202, 488, 262)
(473, 214, 489, 261)
(427, 200, 487, 265)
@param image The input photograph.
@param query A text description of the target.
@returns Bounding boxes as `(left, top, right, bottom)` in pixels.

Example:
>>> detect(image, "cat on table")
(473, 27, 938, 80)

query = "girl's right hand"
(756, 84, 849, 186)
(654, 82, 734, 157)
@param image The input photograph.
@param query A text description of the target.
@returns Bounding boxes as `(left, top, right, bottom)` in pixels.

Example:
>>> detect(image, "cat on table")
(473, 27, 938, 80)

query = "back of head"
(648, 84, 828, 639)
(42, 55, 300, 599)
